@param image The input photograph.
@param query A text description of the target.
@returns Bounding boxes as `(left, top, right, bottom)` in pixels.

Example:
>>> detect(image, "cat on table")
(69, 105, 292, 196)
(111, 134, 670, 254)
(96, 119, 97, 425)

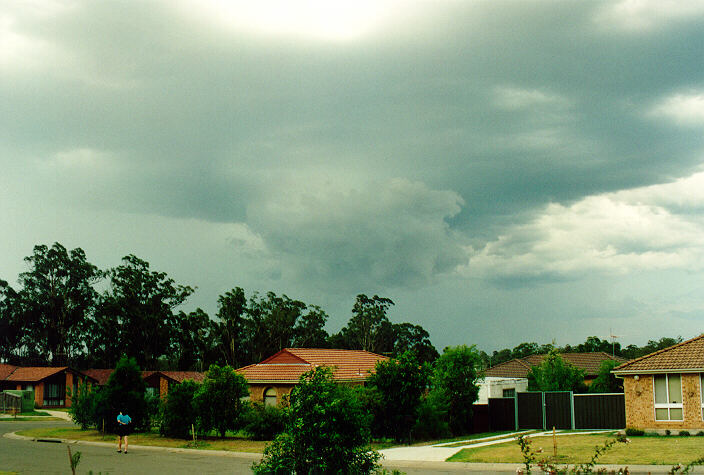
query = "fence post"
(514, 394, 519, 431)
(541, 392, 546, 431)
(570, 391, 575, 430)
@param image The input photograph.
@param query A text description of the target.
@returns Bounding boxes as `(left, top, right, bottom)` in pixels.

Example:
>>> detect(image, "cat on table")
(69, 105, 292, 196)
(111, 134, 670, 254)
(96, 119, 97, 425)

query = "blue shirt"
(117, 414, 131, 425)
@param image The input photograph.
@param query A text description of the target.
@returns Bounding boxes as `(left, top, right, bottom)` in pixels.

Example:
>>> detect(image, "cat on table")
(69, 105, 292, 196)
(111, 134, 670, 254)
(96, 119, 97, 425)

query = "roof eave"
(613, 368, 704, 376)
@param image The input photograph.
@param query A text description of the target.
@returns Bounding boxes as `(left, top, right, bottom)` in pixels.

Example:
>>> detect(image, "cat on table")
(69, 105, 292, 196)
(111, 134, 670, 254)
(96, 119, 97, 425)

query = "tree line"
(480, 335, 684, 369)
(0, 242, 683, 370)
(0, 242, 437, 369)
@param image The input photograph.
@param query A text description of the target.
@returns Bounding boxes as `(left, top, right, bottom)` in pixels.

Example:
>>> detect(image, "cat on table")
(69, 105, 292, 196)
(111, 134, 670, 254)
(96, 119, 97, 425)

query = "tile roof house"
(237, 348, 388, 406)
(613, 334, 704, 431)
(476, 352, 628, 404)
(82, 369, 205, 400)
(0, 365, 97, 409)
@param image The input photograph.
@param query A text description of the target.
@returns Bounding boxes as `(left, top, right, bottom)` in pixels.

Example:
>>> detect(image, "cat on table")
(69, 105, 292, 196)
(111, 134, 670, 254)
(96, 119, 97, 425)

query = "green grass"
(16, 427, 268, 453)
(0, 471, 19, 475)
(0, 417, 63, 422)
(19, 410, 51, 416)
(447, 433, 704, 465)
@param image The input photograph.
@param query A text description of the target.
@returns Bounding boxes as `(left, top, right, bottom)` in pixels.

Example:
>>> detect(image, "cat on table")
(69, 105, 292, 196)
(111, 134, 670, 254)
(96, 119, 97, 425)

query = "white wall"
(475, 377, 528, 404)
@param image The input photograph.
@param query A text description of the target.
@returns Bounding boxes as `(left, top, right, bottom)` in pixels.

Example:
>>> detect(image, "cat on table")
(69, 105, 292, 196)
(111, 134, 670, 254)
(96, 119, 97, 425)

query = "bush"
(243, 403, 285, 440)
(69, 380, 99, 429)
(253, 367, 380, 474)
(412, 392, 450, 441)
(193, 364, 249, 438)
(679, 430, 691, 436)
(665, 429, 671, 436)
(160, 380, 200, 439)
(92, 356, 150, 433)
(625, 428, 645, 436)
(696, 431, 704, 437)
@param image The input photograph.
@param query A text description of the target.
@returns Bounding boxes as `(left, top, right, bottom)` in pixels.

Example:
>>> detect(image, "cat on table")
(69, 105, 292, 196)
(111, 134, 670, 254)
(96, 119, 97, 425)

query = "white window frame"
(653, 374, 683, 421)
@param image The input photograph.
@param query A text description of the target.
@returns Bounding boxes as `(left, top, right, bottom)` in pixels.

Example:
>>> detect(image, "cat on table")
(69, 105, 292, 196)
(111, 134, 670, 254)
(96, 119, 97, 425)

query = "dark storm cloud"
(4, 0, 704, 348)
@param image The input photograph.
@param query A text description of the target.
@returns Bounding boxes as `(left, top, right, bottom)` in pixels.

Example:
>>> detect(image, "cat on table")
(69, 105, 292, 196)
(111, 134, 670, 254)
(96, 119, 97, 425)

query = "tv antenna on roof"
(609, 328, 620, 357)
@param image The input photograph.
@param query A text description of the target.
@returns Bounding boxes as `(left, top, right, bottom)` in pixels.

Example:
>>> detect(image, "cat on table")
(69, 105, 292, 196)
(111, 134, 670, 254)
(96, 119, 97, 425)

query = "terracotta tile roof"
(0, 364, 18, 380)
(6, 366, 68, 382)
(161, 371, 205, 383)
(613, 334, 704, 373)
(83, 369, 206, 385)
(237, 348, 388, 383)
(483, 359, 533, 378)
(484, 352, 628, 378)
(82, 369, 114, 385)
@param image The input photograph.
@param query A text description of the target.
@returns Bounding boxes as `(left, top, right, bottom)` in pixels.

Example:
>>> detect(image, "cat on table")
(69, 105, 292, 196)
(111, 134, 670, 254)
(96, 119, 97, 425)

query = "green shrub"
(69, 381, 99, 429)
(253, 366, 380, 474)
(679, 430, 691, 436)
(625, 427, 645, 436)
(665, 429, 671, 436)
(193, 364, 249, 438)
(160, 380, 200, 439)
(92, 356, 150, 433)
(696, 431, 704, 437)
(412, 392, 450, 441)
(243, 403, 285, 440)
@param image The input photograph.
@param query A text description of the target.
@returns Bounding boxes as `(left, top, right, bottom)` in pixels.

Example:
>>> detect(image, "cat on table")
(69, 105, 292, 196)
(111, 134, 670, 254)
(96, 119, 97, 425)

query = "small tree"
(527, 350, 586, 392)
(160, 379, 200, 439)
(93, 356, 149, 433)
(589, 360, 623, 393)
(366, 351, 431, 442)
(253, 366, 380, 474)
(432, 345, 481, 435)
(69, 380, 98, 429)
(193, 364, 249, 437)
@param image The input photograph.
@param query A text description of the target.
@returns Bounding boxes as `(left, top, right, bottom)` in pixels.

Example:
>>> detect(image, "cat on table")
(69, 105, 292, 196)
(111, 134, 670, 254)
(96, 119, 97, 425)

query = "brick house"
(613, 334, 704, 431)
(0, 364, 97, 409)
(82, 369, 205, 400)
(236, 348, 388, 406)
(477, 352, 627, 403)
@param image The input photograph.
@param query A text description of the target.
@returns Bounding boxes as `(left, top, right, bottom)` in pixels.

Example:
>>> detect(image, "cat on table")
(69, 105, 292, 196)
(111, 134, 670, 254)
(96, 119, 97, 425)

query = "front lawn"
(447, 433, 704, 465)
(16, 427, 268, 453)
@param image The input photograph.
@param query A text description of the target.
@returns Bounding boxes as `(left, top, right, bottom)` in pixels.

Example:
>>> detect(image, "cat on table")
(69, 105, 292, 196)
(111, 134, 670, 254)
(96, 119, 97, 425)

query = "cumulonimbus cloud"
(246, 178, 466, 291)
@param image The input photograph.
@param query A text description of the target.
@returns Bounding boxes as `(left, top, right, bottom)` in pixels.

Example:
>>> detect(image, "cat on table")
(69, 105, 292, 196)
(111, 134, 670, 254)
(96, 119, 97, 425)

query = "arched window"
(264, 387, 277, 406)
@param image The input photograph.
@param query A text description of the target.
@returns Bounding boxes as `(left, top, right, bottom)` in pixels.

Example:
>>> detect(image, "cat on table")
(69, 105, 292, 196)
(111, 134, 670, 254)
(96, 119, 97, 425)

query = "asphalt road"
(0, 421, 524, 474)
(0, 420, 256, 474)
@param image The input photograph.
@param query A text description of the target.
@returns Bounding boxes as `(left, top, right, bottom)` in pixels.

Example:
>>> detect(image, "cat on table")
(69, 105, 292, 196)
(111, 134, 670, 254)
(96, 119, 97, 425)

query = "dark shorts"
(116, 424, 131, 437)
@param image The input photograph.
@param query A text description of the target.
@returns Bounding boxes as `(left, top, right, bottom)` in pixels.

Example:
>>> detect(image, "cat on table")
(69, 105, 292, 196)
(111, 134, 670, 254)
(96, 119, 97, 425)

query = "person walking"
(116, 411, 132, 453)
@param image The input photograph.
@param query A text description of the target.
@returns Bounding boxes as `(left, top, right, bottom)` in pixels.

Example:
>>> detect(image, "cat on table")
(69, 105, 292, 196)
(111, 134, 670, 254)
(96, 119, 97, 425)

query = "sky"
(2, 0, 704, 353)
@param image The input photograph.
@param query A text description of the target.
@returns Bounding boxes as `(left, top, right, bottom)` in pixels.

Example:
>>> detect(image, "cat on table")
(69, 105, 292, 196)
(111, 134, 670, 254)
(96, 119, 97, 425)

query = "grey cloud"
(246, 178, 466, 292)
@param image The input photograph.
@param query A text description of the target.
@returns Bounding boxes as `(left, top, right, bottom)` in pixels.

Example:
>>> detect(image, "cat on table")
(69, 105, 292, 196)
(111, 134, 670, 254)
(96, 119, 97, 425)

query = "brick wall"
(624, 373, 704, 430)
(248, 384, 296, 405)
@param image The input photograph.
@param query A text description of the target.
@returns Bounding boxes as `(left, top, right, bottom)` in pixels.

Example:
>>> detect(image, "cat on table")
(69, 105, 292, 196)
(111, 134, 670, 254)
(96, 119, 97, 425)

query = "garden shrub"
(69, 380, 99, 429)
(253, 366, 380, 474)
(92, 356, 150, 432)
(696, 431, 704, 437)
(160, 380, 200, 439)
(412, 392, 450, 441)
(625, 427, 644, 436)
(665, 429, 671, 436)
(679, 430, 691, 436)
(243, 403, 285, 440)
(193, 364, 249, 437)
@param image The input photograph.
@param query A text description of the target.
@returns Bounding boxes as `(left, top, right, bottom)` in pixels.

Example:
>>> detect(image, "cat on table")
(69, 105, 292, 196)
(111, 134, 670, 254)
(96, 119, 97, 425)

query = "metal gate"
(517, 392, 543, 429)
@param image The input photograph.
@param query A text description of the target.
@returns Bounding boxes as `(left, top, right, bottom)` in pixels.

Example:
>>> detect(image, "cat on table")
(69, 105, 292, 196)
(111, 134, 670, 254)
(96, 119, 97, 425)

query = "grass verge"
(0, 417, 62, 422)
(447, 433, 704, 465)
(16, 427, 268, 453)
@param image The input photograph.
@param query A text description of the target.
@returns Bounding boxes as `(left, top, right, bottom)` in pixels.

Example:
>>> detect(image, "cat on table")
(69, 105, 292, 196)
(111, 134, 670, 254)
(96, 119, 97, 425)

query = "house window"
(145, 387, 158, 397)
(654, 374, 683, 421)
(503, 388, 516, 398)
(264, 387, 277, 407)
(43, 383, 65, 407)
